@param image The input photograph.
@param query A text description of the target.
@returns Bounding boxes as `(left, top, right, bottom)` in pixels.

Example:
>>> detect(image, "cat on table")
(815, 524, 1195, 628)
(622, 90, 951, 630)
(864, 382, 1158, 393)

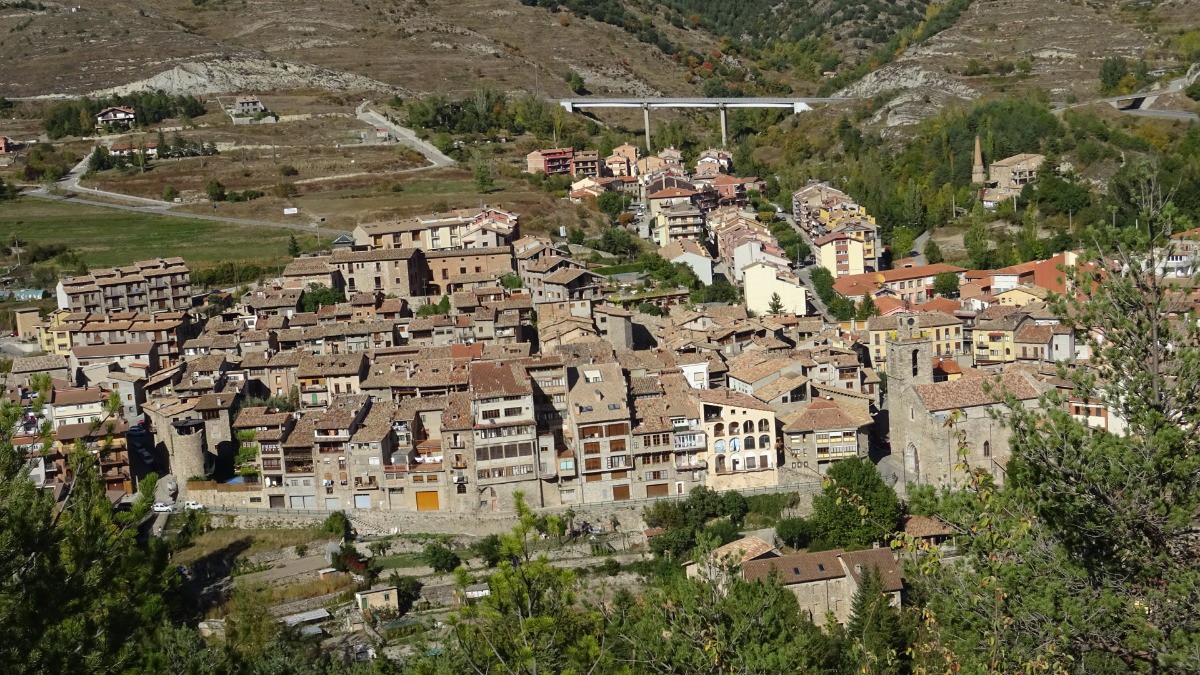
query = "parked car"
(151, 502, 173, 513)
(183, 501, 204, 511)
(127, 424, 148, 436)
(137, 448, 155, 467)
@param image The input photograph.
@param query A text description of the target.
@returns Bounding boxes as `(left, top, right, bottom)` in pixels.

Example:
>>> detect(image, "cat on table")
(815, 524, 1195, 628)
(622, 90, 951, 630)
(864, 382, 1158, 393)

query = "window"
(760, 434, 771, 449)
(758, 419, 770, 432)
(745, 436, 756, 450)
(503, 407, 522, 417)
(746, 455, 756, 469)
(481, 409, 500, 420)
(983, 441, 991, 458)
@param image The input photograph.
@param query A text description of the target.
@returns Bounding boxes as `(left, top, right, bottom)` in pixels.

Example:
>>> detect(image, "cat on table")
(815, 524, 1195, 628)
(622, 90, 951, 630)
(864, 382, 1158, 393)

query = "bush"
(161, 186, 179, 202)
(776, 517, 814, 549)
(423, 542, 461, 573)
(295, 544, 309, 557)
(279, 164, 299, 176)
(322, 511, 349, 539)
(600, 557, 621, 576)
(471, 534, 504, 568)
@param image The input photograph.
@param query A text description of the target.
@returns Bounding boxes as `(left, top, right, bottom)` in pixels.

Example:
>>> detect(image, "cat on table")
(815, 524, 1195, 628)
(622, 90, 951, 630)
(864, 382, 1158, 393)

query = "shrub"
(600, 557, 621, 576)
(322, 511, 349, 539)
(423, 542, 461, 573)
(279, 164, 299, 176)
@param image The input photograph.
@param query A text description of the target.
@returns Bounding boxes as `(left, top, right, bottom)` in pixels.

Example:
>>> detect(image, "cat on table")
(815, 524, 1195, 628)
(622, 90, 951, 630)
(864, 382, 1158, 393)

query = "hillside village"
(4, 0, 1200, 667)
(9, 132, 1126, 525)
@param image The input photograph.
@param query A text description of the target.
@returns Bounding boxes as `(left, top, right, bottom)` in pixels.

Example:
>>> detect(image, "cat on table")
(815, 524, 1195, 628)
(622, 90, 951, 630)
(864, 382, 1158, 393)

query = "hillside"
(0, 0, 717, 98)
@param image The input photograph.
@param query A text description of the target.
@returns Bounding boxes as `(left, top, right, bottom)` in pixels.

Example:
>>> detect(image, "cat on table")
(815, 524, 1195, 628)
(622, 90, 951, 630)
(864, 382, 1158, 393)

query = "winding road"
(20, 103, 455, 232)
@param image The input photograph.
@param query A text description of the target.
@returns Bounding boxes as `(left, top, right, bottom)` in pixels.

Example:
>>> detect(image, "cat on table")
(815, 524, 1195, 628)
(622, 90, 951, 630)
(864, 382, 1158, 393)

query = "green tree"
(1099, 56, 1129, 93)
(963, 221, 990, 268)
(923, 237, 943, 264)
(321, 511, 349, 538)
(300, 283, 345, 312)
(567, 71, 585, 94)
(423, 542, 461, 573)
(921, 235, 1200, 671)
(810, 266, 835, 302)
(827, 294, 856, 321)
(597, 191, 629, 220)
(287, 234, 300, 257)
(890, 226, 916, 259)
(205, 179, 226, 202)
(845, 566, 912, 673)
(471, 534, 505, 568)
(810, 458, 901, 550)
(416, 295, 451, 316)
(931, 271, 959, 297)
(767, 292, 784, 314)
(386, 573, 425, 614)
(720, 490, 749, 527)
(160, 185, 178, 202)
(776, 517, 814, 549)
(856, 295, 880, 320)
(473, 162, 494, 193)
(499, 272, 523, 289)
(0, 400, 172, 673)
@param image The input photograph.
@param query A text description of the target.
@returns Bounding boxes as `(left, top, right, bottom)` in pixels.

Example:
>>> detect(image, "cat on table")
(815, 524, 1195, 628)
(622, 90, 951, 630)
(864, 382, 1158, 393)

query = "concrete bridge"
(554, 97, 849, 149)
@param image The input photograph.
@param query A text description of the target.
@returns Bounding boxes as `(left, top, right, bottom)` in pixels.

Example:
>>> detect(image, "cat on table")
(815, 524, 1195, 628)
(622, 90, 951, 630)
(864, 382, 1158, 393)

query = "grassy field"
(375, 552, 427, 570)
(0, 197, 303, 269)
(171, 526, 328, 566)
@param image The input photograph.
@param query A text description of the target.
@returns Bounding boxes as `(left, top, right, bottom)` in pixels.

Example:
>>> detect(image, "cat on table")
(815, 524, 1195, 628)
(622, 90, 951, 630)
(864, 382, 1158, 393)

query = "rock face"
(88, 58, 406, 98)
(837, 62, 979, 102)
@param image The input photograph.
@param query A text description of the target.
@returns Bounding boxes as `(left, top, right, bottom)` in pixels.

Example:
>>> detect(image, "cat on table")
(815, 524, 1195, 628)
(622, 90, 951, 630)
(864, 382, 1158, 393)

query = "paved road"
(19, 105, 455, 230)
(776, 209, 829, 320)
(356, 100, 455, 168)
(1054, 67, 1200, 121)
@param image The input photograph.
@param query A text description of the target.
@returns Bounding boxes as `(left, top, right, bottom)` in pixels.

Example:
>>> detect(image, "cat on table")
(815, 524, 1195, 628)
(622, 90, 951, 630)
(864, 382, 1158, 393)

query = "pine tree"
(287, 234, 300, 257)
(768, 292, 784, 314)
(856, 295, 879, 320)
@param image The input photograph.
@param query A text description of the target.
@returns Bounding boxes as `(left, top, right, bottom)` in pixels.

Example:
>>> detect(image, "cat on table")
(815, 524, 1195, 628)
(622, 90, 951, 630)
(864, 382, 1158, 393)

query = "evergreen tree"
(920, 214, 1200, 671)
(768, 292, 784, 314)
(856, 295, 880, 320)
(288, 235, 301, 257)
(922, 238, 943, 264)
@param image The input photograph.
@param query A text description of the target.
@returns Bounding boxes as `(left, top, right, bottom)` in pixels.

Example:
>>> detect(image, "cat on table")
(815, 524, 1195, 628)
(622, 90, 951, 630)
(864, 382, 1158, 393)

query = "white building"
(743, 262, 809, 316)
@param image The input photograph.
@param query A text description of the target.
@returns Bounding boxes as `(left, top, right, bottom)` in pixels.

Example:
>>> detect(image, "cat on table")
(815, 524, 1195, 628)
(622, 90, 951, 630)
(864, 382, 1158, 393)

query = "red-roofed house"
(833, 264, 967, 303)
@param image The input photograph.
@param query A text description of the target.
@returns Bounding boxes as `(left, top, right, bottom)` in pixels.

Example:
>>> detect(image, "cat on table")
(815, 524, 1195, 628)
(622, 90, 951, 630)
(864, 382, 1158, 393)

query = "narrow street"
(775, 208, 830, 320)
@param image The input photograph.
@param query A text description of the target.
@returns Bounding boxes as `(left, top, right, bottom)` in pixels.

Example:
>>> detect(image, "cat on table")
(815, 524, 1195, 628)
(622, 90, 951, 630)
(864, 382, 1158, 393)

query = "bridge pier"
(719, 104, 727, 149)
(643, 104, 652, 153)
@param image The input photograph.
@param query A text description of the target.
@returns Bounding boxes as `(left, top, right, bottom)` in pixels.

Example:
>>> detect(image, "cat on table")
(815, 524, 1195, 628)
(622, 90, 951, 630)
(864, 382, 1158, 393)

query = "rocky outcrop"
(89, 58, 408, 98)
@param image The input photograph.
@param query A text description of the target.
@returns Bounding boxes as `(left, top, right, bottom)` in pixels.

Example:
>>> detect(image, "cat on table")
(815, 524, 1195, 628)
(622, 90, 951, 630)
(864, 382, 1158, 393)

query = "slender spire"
(971, 135, 986, 184)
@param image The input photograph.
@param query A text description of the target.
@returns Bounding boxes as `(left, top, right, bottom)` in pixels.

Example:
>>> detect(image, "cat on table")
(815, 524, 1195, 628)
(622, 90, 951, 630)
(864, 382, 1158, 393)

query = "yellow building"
(815, 233, 865, 278)
(866, 312, 964, 373)
(995, 285, 1048, 307)
(38, 309, 76, 356)
(973, 313, 1031, 365)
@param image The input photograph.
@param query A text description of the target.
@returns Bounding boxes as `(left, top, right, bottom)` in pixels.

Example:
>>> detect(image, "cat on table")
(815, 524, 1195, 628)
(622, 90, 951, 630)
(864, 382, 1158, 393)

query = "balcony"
(675, 459, 707, 471)
(285, 464, 315, 475)
(673, 433, 706, 451)
(452, 461, 467, 469)
(301, 385, 327, 393)
(315, 429, 351, 441)
(353, 476, 379, 490)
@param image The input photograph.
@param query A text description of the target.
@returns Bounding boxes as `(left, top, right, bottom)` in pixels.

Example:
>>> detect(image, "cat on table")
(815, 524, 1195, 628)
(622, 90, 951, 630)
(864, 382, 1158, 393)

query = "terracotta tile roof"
(469, 361, 531, 398)
(743, 550, 845, 584)
(840, 548, 904, 592)
(693, 387, 775, 412)
(72, 342, 156, 358)
(902, 514, 954, 539)
(709, 535, 777, 564)
(234, 406, 294, 429)
(913, 372, 1041, 412)
(783, 398, 871, 432)
(12, 355, 68, 373)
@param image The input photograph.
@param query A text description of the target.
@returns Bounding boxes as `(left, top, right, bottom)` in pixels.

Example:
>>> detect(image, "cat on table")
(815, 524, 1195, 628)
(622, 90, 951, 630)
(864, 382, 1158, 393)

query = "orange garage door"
(645, 483, 670, 498)
(415, 490, 440, 511)
(612, 484, 631, 501)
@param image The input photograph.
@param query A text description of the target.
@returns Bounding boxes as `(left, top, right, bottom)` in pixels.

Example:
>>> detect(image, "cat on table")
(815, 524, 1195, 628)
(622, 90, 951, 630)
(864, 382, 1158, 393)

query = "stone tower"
(971, 135, 986, 185)
(884, 314, 934, 389)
